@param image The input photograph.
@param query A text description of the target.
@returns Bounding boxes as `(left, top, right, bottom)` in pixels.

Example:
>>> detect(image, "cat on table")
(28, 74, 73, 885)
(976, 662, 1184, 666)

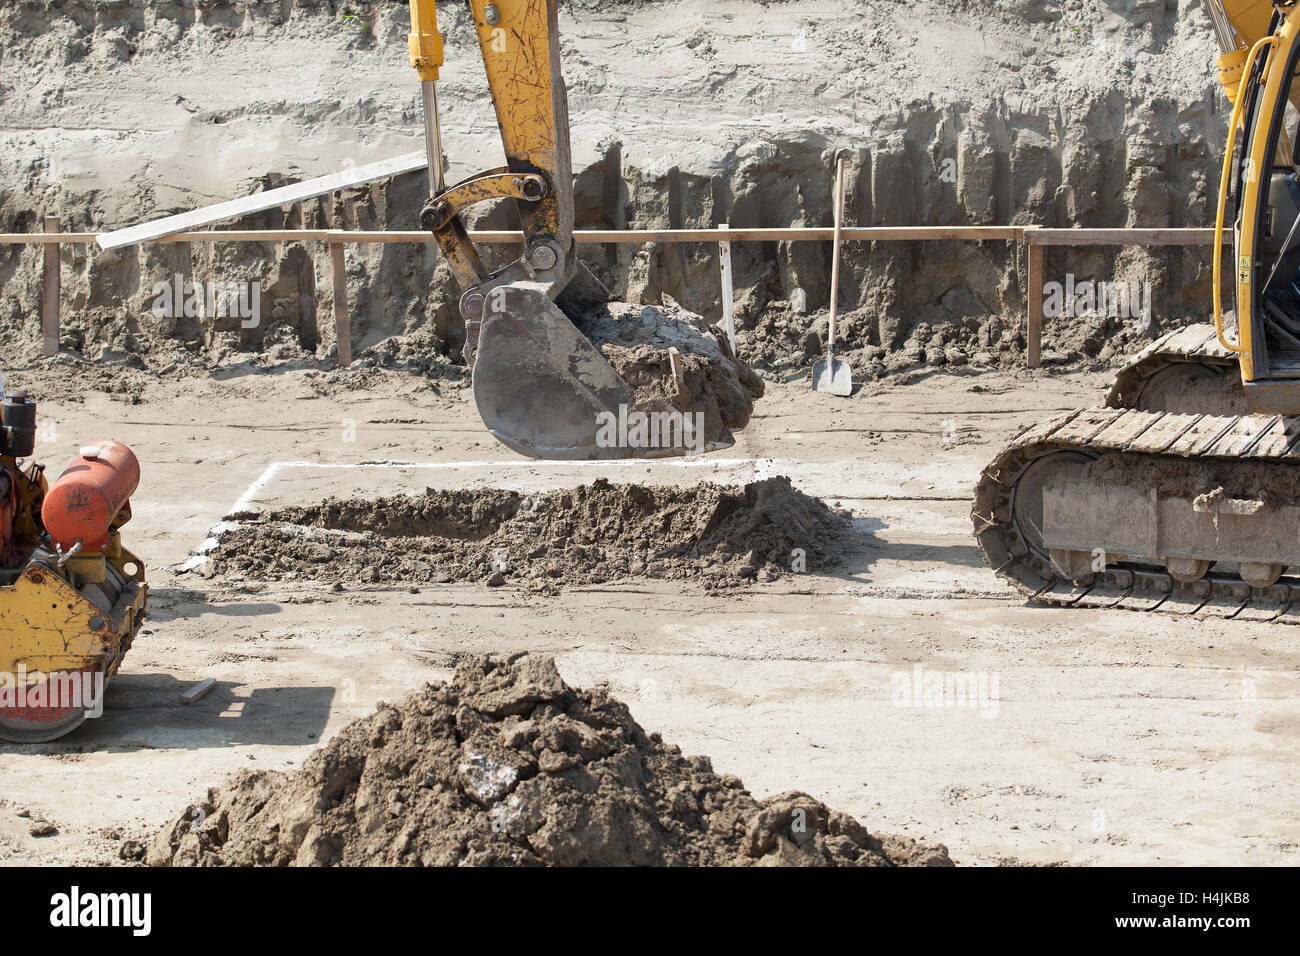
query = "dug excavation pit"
(216, 476, 848, 589)
(147, 654, 954, 867)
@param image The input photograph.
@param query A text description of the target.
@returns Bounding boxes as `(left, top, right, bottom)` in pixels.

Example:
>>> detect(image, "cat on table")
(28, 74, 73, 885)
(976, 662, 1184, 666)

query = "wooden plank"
(325, 226, 1024, 243)
(95, 151, 428, 250)
(330, 242, 352, 368)
(179, 677, 216, 705)
(718, 221, 735, 352)
(42, 216, 59, 356)
(839, 226, 1024, 241)
(134, 230, 330, 243)
(0, 232, 98, 243)
(1027, 238, 1043, 368)
(586, 226, 1024, 242)
(1028, 227, 1224, 247)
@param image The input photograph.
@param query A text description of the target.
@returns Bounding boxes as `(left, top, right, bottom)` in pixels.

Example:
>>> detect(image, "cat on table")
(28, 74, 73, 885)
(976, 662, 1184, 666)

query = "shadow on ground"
(6, 674, 334, 754)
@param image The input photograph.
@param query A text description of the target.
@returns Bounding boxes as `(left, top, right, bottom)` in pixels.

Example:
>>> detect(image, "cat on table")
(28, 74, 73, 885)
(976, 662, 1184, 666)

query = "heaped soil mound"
(215, 476, 848, 590)
(147, 655, 953, 867)
(575, 298, 766, 449)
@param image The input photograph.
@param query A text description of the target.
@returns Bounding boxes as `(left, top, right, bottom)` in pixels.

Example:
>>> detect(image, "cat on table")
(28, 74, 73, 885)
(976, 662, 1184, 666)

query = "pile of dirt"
(577, 297, 765, 448)
(743, 312, 1024, 378)
(147, 654, 953, 867)
(5, 338, 468, 406)
(346, 328, 469, 380)
(4, 355, 157, 405)
(214, 476, 847, 590)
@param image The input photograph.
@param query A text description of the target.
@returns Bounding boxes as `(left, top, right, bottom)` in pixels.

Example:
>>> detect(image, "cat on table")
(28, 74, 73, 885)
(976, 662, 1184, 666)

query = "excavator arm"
(1204, 0, 1276, 105)
(406, 0, 637, 459)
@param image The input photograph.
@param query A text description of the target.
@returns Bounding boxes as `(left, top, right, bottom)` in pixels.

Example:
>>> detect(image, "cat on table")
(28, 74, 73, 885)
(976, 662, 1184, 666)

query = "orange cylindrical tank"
(41, 440, 140, 552)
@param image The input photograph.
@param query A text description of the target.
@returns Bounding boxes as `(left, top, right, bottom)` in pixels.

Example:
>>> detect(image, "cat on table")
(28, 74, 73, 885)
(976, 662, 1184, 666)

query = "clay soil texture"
(147, 654, 953, 867)
(215, 476, 849, 591)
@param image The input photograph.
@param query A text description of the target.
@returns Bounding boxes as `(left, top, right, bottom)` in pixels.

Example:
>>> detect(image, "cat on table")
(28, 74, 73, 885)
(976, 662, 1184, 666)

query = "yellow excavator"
(973, 0, 1300, 616)
(407, 0, 650, 460)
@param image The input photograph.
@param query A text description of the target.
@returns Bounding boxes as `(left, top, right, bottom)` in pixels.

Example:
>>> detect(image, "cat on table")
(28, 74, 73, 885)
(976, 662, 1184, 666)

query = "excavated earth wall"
(0, 0, 1230, 380)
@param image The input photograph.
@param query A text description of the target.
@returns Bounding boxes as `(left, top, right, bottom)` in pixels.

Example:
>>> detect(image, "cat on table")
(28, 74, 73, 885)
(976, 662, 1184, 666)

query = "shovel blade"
(472, 282, 639, 459)
(812, 357, 853, 396)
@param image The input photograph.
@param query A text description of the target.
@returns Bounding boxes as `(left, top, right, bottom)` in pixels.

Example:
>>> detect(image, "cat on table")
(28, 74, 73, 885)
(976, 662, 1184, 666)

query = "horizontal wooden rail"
(0, 226, 1229, 246)
(0, 225, 1025, 245)
(5, 221, 1230, 375)
(1025, 227, 1224, 246)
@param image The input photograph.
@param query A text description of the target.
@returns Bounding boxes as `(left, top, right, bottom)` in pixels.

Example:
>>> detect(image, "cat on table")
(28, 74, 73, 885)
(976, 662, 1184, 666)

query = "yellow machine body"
(1212, 0, 1274, 101)
(0, 558, 145, 682)
(973, 1, 1300, 610)
(407, 0, 444, 81)
(1211, 0, 1300, 410)
(0, 450, 147, 742)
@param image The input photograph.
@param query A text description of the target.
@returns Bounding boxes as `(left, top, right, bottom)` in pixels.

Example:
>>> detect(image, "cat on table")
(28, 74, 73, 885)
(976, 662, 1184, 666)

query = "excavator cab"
(1218, 0, 1300, 410)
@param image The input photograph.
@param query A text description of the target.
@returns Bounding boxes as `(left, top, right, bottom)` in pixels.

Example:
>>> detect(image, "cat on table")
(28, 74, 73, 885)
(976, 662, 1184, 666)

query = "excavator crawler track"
(972, 407, 1300, 622)
(1106, 323, 1247, 414)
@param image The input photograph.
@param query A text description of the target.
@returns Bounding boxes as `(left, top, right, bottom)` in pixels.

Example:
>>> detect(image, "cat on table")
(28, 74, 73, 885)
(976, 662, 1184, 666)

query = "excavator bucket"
(472, 281, 638, 459)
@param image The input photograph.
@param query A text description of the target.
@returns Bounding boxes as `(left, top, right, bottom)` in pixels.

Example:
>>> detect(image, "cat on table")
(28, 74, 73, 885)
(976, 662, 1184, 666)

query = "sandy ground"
(0, 362, 1297, 867)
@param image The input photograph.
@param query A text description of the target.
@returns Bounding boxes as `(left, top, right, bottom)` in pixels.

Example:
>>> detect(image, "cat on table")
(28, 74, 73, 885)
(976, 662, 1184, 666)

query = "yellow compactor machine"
(0, 380, 147, 742)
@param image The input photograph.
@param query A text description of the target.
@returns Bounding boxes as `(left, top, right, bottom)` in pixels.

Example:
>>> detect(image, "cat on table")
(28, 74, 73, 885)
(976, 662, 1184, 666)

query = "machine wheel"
(1009, 450, 1099, 561)
(1132, 363, 1248, 416)
(0, 669, 103, 744)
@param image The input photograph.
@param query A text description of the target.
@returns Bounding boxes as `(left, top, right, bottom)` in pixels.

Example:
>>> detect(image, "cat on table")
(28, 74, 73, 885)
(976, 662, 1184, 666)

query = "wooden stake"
(718, 222, 736, 353)
(667, 346, 686, 397)
(42, 216, 60, 356)
(1026, 238, 1043, 369)
(330, 242, 352, 367)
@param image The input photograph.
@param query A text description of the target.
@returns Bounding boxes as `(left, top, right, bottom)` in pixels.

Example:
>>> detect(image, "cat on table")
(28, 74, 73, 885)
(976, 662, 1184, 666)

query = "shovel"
(812, 152, 853, 396)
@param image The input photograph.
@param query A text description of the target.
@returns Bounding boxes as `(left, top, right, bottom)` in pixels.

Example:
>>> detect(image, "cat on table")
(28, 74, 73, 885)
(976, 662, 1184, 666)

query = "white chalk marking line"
(176, 456, 800, 573)
(178, 460, 289, 572)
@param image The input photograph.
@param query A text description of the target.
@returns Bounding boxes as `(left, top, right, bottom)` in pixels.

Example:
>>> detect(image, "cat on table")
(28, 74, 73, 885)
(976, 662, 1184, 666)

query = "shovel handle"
(828, 153, 847, 360)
